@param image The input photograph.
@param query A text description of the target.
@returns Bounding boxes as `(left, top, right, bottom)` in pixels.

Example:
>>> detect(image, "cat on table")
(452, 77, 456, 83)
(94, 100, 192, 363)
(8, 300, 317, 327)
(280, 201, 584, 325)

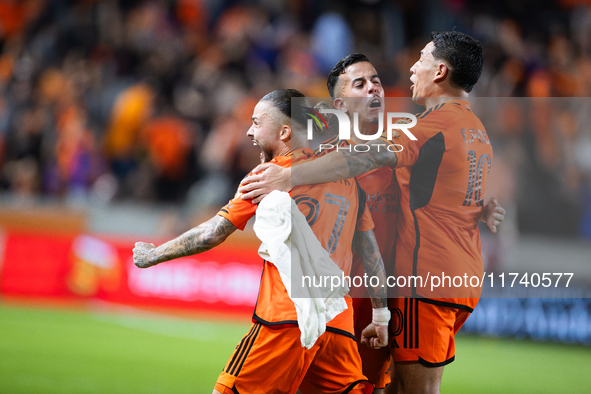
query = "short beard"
(261, 149, 274, 163)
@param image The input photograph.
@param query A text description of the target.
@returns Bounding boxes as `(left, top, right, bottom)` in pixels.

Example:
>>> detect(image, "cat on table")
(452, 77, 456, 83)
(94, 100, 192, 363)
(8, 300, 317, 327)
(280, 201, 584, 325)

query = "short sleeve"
(217, 185, 258, 231)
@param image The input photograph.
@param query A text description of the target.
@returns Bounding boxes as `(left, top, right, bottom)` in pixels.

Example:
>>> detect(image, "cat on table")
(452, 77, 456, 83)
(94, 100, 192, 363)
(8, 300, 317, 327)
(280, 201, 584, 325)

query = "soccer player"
(238, 32, 504, 393)
(312, 52, 503, 393)
(313, 53, 400, 392)
(133, 89, 389, 394)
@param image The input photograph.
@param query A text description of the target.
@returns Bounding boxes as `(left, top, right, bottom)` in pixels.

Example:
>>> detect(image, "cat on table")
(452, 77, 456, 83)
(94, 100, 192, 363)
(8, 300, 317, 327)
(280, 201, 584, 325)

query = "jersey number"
(463, 150, 491, 208)
(294, 193, 350, 254)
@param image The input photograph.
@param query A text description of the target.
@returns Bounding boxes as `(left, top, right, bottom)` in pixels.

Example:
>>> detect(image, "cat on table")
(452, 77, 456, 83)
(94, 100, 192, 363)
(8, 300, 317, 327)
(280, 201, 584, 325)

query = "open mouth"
(252, 139, 265, 161)
(369, 97, 382, 108)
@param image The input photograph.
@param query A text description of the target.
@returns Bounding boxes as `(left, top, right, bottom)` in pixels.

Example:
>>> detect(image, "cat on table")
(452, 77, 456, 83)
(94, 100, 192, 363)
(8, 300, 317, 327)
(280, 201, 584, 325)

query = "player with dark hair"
(238, 31, 505, 394)
(312, 52, 399, 392)
(133, 89, 389, 394)
(430, 31, 483, 93)
(327, 53, 372, 99)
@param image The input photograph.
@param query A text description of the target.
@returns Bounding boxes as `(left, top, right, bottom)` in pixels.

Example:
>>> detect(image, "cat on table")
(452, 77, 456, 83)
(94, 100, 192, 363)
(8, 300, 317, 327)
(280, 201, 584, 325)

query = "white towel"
(253, 190, 349, 349)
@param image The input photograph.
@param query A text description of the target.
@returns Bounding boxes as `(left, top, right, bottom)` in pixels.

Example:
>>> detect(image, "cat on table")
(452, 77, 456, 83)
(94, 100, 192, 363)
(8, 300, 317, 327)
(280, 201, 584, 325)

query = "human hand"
(482, 197, 506, 233)
(361, 322, 389, 349)
(238, 163, 291, 203)
(133, 242, 156, 268)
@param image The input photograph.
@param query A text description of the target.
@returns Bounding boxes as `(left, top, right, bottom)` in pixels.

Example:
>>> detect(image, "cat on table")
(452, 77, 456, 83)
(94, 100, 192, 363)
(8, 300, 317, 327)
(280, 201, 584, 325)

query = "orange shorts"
(215, 322, 372, 394)
(352, 297, 391, 389)
(388, 298, 471, 367)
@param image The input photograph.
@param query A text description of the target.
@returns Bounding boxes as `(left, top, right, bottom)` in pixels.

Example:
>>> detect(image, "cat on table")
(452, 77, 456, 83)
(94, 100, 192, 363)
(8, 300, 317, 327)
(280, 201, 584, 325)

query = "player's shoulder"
(415, 101, 475, 132)
(416, 101, 463, 119)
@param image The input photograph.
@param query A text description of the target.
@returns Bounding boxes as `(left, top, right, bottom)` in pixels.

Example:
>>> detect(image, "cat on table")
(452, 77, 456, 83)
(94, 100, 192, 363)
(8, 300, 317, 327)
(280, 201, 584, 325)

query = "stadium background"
(0, 0, 590, 392)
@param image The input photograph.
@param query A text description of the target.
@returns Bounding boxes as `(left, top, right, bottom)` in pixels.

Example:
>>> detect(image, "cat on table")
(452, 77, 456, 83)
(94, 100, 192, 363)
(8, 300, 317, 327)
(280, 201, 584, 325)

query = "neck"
(424, 89, 469, 110)
(275, 145, 293, 158)
(278, 136, 309, 157)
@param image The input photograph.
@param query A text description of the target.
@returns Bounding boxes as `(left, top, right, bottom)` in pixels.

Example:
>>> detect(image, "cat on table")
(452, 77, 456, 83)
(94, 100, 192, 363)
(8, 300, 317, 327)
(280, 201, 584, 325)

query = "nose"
(246, 125, 254, 137)
(410, 61, 417, 74)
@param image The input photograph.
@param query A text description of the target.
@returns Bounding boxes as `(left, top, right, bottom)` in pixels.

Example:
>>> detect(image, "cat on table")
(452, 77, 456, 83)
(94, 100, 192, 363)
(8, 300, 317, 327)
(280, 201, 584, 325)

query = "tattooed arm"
(238, 148, 398, 203)
(133, 215, 237, 268)
(353, 229, 389, 349)
(353, 229, 388, 308)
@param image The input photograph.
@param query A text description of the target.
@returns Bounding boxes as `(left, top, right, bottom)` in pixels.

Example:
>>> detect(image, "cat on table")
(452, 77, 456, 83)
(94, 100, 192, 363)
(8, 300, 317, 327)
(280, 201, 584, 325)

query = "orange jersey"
(380, 100, 492, 310)
(218, 148, 374, 336)
(316, 136, 399, 388)
(316, 137, 400, 290)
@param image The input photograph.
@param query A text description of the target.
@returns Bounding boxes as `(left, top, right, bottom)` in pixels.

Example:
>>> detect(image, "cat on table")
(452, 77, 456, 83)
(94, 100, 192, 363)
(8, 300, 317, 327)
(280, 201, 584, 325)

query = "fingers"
(239, 164, 272, 185)
(240, 190, 264, 202)
(132, 242, 155, 268)
(369, 337, 383, 349)
(238, 174, 265, 190)
(361, 324, 388, 349)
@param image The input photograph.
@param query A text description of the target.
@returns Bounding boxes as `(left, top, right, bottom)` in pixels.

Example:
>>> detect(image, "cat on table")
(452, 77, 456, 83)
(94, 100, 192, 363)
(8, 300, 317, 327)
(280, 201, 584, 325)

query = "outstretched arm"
(353, 229, 389, 349)
(238, 148, 398, 203)
(133, 215, 237, 268)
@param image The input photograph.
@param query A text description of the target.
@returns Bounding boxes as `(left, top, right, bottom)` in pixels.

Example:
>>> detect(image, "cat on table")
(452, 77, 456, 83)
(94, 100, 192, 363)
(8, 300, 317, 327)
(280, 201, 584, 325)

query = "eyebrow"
(351, 74, 380, 84)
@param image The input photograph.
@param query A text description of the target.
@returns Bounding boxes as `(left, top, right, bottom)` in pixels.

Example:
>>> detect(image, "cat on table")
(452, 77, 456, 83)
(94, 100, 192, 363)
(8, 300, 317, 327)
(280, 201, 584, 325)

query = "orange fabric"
(218, 148, 374, 335)
(216, 322, 372, 394)
(0, 1, 26, 39)
(142, 116, 192, 180)
(389, 298, 471, 366)
(316, 137, 400, 388)
(381, 100, 493, 308)
(214, 382, 235, 394)
(104, 84, 154, 158)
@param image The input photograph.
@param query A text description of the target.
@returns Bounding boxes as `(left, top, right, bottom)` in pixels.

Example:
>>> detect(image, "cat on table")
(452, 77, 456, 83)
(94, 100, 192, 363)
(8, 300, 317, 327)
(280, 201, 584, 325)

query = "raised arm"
(353, 229, 389, 349)
(238, 148, 398, 203)
(133, 215, 237, 268)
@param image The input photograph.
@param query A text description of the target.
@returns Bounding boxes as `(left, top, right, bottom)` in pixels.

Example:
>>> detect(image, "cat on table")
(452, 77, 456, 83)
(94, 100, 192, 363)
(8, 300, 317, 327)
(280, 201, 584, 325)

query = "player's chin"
(369, 116, 381, 125)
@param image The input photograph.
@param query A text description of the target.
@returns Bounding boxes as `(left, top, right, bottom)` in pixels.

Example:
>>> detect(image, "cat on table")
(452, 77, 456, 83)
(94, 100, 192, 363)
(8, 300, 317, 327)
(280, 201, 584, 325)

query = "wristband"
(372, 307, 390, 326)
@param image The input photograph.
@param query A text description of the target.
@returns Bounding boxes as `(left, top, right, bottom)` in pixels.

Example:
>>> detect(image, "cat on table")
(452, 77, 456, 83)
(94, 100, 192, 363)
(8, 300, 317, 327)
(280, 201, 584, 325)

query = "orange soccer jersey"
(215, 147, 375, 393)
(315, 137, 400, 284)
(316, 137, 400, 388)
(217, 147, 374, 336)
(381, 100, 493, 311)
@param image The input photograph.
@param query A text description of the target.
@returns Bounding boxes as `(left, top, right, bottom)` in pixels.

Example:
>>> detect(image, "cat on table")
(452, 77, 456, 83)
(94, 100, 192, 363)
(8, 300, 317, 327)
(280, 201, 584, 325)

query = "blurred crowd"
(0, 0, 590, 238)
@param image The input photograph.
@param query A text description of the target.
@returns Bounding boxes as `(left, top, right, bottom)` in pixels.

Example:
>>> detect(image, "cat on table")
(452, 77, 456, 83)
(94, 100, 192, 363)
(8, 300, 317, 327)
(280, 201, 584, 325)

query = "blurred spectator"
(0, 0, 589, 240)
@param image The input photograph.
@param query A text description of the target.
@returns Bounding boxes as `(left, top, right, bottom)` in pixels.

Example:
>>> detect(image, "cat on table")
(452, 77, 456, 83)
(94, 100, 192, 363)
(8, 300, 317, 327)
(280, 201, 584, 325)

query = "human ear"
(433, 62, 448, 83)
(334, 97, 348, 113)
(280, 125, 291, 141)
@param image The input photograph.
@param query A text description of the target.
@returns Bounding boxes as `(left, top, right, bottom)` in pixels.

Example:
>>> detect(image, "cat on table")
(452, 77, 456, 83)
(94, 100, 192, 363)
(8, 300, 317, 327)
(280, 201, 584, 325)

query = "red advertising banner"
(0, 232, 262, 317)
